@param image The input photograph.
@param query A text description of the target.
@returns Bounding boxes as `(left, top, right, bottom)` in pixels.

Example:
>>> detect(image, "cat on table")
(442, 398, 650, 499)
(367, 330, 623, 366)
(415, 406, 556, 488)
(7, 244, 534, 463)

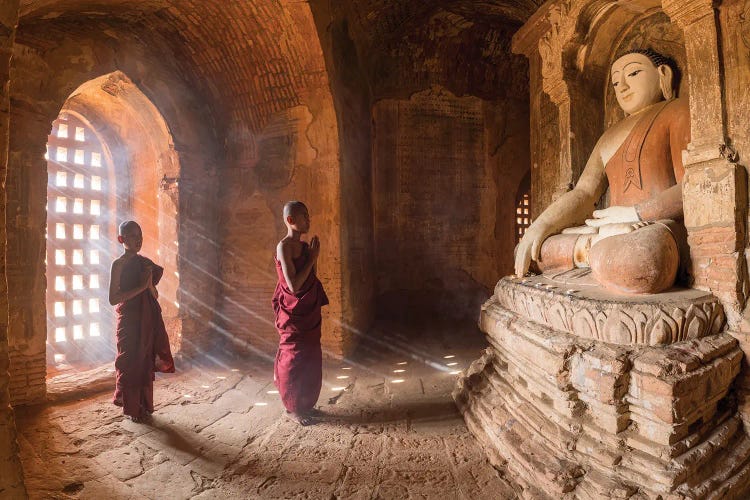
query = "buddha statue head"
(611, 48, 676, 115)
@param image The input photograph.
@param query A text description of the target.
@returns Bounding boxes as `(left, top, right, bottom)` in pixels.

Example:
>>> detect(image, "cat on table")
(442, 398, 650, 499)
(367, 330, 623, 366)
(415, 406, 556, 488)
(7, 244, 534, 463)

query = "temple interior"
(3, 0, 750, 499)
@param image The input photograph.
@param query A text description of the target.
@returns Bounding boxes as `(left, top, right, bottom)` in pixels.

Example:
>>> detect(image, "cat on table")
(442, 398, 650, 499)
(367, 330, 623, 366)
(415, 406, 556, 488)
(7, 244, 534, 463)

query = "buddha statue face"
(611, 52, 668, 115)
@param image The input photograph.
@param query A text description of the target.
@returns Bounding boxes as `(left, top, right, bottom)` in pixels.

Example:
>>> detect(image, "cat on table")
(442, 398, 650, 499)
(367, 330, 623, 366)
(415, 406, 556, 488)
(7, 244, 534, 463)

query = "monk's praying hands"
(309, 235, 321, 259)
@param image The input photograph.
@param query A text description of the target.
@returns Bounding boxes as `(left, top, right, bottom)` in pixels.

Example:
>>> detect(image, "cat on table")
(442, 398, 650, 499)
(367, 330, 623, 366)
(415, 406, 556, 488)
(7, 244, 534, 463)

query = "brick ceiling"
(16, 1, 543, 132)
(18, 1, 323, 137)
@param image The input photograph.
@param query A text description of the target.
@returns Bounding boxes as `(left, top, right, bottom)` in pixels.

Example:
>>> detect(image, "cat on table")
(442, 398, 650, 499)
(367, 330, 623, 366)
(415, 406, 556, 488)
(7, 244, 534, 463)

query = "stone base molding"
(454, 293, 750, 498)
(497, 275, 725, 346)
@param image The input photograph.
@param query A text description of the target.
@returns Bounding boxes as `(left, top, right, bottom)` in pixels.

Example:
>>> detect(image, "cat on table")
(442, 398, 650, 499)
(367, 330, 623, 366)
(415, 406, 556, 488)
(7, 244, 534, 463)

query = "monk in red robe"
(109, 221, 175, 422)
(273, 201, 329, 425)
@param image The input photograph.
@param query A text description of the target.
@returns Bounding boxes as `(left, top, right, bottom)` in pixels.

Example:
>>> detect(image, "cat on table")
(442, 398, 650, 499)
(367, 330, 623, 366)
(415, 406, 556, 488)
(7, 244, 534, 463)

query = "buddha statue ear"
(658, 64, 675, 100)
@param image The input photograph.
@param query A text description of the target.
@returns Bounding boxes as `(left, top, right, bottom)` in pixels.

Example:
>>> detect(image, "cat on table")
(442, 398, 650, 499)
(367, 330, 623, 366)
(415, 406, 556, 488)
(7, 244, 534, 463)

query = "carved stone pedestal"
(454, 276, 750, 499)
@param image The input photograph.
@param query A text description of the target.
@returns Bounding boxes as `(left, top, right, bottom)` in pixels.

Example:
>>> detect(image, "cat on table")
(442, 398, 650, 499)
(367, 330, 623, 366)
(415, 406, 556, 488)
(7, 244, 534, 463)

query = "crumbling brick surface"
(457, 296, 750, 498)
(1, 1, 29, 497)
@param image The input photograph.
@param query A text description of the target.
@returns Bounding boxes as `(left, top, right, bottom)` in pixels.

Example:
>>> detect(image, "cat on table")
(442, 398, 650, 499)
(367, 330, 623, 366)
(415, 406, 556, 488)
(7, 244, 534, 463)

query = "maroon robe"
(113, 255, 175, 418)
(272, 242, 329, 414)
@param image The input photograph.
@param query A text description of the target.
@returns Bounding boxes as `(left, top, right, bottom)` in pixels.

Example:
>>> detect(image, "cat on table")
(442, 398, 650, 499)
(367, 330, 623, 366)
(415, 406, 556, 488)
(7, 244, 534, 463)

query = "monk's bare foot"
(128, 411, 152, 424)
(306, 408, 326, 418)
(286, 411, 315, 426)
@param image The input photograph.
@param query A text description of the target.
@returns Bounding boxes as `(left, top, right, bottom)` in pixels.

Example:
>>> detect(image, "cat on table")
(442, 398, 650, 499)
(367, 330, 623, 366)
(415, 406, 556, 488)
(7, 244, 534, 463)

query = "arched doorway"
(44, 72, 181, 373)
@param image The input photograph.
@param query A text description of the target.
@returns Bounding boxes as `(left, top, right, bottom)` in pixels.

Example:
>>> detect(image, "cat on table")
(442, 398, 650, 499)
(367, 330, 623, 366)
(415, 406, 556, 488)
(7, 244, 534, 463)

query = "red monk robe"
(113, 255, 175, 419)
(272, 242, 329, 414)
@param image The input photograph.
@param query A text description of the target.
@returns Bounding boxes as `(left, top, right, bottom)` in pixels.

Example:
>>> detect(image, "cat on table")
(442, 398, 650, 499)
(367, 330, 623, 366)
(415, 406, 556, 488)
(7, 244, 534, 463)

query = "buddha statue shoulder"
(514, 49, 691, 294)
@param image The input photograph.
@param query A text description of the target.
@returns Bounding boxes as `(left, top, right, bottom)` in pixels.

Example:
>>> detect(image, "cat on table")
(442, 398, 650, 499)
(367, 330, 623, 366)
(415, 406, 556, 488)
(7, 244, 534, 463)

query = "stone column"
(0, 0, 29, 496)
(172, 147, 220, 357)
(663, 0, 750, 431)
(538, 2, 581, 199)
(662, 0, 746, 317)
(6, 103, 49, 407)
(156, 159, 183, 352)
(513, 6, 551, 216)
(512, 0, 603, 211)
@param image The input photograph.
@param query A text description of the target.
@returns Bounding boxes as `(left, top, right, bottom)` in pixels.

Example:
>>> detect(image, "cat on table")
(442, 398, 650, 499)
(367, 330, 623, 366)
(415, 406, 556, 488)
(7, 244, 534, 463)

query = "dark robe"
(113, 255, 175, 418)
(272, 242, 329, 414)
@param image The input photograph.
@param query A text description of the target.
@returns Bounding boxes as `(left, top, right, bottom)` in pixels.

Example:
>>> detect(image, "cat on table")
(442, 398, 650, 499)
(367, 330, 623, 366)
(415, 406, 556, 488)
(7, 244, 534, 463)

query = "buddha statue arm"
(514, 143, 607, 277)
(634, 184, 682, 221)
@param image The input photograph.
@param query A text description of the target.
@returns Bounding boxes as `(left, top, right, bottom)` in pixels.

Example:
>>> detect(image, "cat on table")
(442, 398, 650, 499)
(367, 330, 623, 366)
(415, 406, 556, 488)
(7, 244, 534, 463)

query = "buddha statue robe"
(606, 98, 690, 220)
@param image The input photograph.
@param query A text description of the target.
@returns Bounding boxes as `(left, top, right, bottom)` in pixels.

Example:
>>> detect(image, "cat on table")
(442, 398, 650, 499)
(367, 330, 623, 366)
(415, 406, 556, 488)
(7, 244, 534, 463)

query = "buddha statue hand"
(584, 205, 639, 227)
(514, 221, 556, 278)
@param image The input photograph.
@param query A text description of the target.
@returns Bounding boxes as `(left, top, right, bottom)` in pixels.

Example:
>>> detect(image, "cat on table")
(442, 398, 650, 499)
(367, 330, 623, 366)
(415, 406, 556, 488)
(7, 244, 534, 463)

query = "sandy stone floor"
(15, 322, 517, 499)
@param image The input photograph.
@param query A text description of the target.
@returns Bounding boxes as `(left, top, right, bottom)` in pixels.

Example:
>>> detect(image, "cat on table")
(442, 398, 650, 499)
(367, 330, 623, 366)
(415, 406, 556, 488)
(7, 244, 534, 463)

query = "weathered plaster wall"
(311, 3, 531, 325)
(214, 1, 346, 357)
(372, 87, 529, 320)
(217, 98, 344, 357)
(368, 24, 529, 321)
(0, 1, 28, 497)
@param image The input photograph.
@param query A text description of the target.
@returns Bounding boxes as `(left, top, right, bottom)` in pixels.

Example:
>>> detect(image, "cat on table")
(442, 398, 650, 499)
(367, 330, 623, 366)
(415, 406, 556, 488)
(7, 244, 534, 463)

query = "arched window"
(46, 112, 116, 366)
(515, 172, 531, 243)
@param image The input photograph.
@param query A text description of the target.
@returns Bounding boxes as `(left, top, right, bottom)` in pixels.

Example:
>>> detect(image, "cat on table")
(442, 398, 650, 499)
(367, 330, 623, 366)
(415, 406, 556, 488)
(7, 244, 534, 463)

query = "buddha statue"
(514, 49, 690, 294)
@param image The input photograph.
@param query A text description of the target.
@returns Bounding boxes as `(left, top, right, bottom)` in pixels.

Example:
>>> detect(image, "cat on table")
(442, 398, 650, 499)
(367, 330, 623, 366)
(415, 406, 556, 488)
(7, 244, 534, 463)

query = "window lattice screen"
(46, 113, 115, 363)
(515, 192, 531, 243)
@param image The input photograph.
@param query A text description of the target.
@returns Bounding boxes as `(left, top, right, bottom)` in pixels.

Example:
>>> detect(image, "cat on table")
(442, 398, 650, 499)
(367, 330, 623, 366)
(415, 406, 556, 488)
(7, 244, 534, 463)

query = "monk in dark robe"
(273, 201, 329, 425)
(109, 221, 175, 422)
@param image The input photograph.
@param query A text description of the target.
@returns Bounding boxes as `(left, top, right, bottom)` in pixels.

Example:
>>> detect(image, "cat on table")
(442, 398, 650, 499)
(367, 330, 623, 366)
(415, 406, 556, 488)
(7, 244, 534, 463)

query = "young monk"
(109, 220, 175, 423)
(273, 201, 329, 425)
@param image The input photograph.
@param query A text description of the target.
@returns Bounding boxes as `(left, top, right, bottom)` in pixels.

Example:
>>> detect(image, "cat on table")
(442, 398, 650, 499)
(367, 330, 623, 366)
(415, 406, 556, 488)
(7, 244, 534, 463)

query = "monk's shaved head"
(119, 220, 141, 236)
(283, 201, 307, 219)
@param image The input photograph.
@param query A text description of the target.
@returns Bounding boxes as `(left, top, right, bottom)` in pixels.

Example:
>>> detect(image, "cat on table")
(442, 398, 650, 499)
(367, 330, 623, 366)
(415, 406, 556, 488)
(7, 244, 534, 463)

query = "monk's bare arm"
(277, 239, 317, 294)
(108, 259, 150, 306)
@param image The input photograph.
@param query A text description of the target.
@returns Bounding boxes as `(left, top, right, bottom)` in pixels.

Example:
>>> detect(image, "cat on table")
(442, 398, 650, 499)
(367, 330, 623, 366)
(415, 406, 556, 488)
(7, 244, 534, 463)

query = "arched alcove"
(577, 4, 688, 140)
(44, 71, 182, 372)
(6, 30, 221, 405)
(565, 4, 689, 212)
(602, 10, 688, 126)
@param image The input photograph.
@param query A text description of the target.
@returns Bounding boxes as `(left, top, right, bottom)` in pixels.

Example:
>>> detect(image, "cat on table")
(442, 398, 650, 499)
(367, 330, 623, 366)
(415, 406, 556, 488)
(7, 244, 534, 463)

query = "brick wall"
(0, 0, 28, 496)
